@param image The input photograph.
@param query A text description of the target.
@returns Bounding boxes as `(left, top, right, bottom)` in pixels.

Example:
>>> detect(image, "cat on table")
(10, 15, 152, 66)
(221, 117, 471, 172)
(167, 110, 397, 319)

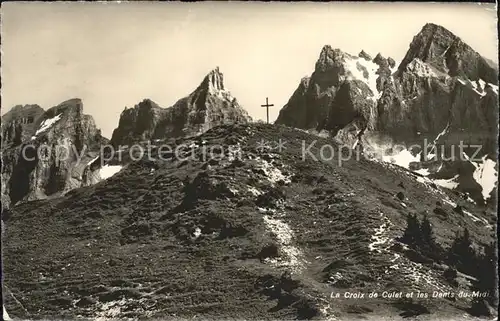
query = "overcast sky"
(1, 2, 497, 138)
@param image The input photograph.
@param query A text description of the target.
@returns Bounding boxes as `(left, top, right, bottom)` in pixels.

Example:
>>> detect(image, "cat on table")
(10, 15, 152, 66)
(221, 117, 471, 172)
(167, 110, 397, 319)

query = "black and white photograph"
(1, 2, 498, 320)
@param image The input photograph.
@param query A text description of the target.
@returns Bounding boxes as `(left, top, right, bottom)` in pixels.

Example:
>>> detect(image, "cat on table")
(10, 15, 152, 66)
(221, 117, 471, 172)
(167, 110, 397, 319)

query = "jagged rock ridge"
(110, 67, 252, 147)
(2, 124, 496, 320)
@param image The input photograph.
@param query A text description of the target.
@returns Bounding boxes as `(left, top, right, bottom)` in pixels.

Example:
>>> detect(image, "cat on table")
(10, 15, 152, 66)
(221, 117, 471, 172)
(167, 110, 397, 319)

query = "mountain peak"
(318, 45, 345, 58)
(421, 22, 447, 32)
(201, 66, 225, 92)
(315, 45, 348, 73)
(358, 50, 372, 61)
(58, 98, 83, 109)
(397, 23, 498, 84)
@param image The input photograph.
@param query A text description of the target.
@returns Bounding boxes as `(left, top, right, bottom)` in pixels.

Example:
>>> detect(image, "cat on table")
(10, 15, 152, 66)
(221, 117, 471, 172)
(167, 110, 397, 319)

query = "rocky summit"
(110, 67, 252, 147)
(275, 23, 498, 208)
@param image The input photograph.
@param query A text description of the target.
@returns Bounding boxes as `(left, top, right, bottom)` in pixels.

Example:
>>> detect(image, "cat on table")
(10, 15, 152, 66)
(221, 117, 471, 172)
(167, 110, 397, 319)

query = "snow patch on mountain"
(88, 155, 100, 167)
(440, 197, 489, 226)
(193, 227, 202, 239)
(389, 60, 399, 85)
(390, 60, 399, 74)
(462, 153, 498, 201)
(423, 123, 450, 160)
(468, 79, 487, 97)
(434, 123, 450, 144)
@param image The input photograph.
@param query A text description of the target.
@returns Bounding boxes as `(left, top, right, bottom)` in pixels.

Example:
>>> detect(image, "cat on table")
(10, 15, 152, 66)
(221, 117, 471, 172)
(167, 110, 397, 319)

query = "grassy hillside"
(2, 124, 496, 320)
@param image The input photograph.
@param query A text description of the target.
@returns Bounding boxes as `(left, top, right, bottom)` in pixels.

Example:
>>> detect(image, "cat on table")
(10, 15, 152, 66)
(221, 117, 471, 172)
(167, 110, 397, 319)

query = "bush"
(398, 214, 444, 262)
(446, 228, 479, 276)
(443, 267, 458, 286)
(400, 213, 420, 245)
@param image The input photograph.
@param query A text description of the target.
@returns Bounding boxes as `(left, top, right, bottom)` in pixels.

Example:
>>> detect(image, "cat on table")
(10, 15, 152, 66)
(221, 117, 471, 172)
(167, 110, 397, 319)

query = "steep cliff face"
(110, 67, 252, 147)
(275, 23, 498, 205)
(1, 99, 107, 209)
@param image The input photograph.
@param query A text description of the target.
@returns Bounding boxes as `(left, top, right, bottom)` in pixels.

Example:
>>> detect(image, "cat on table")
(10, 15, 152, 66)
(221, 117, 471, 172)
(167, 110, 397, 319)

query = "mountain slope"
(1, 99, 107, 209)
(2, 124, 496, 320)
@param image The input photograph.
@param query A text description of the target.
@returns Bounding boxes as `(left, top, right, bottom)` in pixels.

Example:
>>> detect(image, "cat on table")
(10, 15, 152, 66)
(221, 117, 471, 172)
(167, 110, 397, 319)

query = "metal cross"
(261, 97, 274, 124)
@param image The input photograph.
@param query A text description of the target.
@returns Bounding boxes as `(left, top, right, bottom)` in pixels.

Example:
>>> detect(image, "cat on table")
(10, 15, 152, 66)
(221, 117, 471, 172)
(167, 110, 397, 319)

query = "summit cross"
(261, 97, 274, 124)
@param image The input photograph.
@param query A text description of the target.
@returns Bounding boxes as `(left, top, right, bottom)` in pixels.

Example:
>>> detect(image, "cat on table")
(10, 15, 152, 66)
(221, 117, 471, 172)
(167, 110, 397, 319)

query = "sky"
(1, 2, 498, 138)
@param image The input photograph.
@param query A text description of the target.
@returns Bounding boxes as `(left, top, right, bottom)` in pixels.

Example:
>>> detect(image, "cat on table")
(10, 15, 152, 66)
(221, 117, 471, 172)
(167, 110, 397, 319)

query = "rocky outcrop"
(111, 67, 252, 147)
(109, 99, 166, 147)
(276, 46, 381, 131)
(1, 99, 107, 209)
(3, 123, 497, 320)
(1, 105, 44, 148)
(276, 23, 499, 205)
(358, 50, 372, 61)
(273, 77, 314, 129)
